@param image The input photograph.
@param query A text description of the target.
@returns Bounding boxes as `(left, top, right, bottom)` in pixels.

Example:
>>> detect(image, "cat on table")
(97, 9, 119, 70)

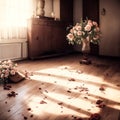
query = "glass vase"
(80, 38, 91, 65)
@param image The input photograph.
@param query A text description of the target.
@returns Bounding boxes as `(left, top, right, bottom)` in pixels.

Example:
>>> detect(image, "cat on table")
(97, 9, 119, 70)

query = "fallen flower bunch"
(7, 91, 18, 97)
(0, 60, 17, 84)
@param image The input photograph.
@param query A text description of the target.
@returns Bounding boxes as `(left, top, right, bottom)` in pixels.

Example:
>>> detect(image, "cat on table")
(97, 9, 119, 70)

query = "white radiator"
(0, 42, 28, 61)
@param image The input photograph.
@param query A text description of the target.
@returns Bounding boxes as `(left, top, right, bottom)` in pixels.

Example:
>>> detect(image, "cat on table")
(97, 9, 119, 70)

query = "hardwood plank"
(0, 54, 120, 120)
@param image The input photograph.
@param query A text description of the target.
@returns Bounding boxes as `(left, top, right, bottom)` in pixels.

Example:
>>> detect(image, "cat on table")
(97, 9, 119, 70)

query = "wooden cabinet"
(27, 18, 70, 59)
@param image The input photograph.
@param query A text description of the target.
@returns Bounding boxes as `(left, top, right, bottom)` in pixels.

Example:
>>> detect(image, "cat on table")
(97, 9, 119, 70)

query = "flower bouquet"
(0, 60, 17, 84)
(66, 18, 101, 64)
(66, 18, 101, 45)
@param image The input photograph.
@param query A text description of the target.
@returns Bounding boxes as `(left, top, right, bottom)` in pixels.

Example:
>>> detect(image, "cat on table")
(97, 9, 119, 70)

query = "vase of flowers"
(66, 18, 101, 64)
(0, 60, 17, 85)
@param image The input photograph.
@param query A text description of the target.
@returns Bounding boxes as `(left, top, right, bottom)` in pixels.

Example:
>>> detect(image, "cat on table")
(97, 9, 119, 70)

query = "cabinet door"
(31, 25, 45, 57)
(51, 23, 68, 52)
(42, 24, 52, 54)
(28, 22, 52, 59)
(28, 25, 42, 58)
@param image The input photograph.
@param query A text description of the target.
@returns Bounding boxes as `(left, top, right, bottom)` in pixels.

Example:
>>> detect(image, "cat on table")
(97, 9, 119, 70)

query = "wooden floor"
(0, 54, 120, 120)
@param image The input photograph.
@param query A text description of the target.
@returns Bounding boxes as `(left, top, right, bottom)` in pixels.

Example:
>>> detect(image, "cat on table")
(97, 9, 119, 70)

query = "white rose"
(10, 70, 16, 75)
(67, 33, 74, 41)
(77, 31, 82, 36)
(85, 25, 91, 31)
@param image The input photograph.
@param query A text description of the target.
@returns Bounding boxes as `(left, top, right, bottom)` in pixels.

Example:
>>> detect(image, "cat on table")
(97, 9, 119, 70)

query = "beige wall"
(99, 0, 120, 56)
(44, 0, 60, 20)
(73, 0, 120, 56)
(53, 0, 60, 20)
(73, 0, 82, 24)
(44, 0, 52, 17)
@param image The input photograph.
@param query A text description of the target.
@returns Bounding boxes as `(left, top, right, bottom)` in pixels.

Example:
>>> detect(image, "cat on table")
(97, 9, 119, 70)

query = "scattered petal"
(8, 110, 11, 112)
(3, 85, 12, 90)
(40, 100, 47, 104)
(27, 108, 31, 111)
(30, 114, 33, 118)
(67, 90, 71, 93)
(84, 96, 88, 99)
(7, 91, 18, 97)
(99, 85, 105, 91)
(89, 113, 101, 120)
(96, 99, 106, 108)
(24, 116, 28, 120)
(39, 88, 42, 90)
(116, 84, 120, 87)
(68, 78, 76, 81)
(96, 100, 103, 104)
(58, 102, 63, 105)
(5, 101, 7, 104)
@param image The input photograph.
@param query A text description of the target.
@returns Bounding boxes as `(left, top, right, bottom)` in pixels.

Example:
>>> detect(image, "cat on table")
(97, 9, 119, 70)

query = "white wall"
(99, 0, 120, 56)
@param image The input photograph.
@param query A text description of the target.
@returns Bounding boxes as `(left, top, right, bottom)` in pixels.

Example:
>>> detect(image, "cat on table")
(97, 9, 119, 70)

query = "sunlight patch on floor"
(27, 93, 93, 118)
(27, 66, 120, 118)
(34, 66, 119, 89)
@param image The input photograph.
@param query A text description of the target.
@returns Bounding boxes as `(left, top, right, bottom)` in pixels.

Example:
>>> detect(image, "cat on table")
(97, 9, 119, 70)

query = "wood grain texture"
(0, 54, 120, 120)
